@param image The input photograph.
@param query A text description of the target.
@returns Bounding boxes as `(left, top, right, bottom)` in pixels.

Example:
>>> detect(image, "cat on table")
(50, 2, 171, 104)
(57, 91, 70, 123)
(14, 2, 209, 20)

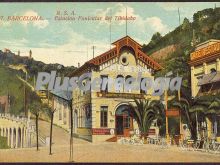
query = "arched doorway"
(115, 104, 133, 137)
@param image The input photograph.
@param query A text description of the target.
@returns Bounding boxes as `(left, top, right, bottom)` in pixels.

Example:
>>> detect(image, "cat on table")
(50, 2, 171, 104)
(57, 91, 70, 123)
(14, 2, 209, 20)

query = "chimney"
(78, 62, 80, 68)
(18, 50, 20, 56)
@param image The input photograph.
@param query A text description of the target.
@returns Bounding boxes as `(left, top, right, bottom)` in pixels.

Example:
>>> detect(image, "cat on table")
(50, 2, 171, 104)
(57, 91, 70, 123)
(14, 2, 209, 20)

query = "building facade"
(51, 90, 72, 131)
(70, 36, 162, 142)
(189, 39, 220, 141)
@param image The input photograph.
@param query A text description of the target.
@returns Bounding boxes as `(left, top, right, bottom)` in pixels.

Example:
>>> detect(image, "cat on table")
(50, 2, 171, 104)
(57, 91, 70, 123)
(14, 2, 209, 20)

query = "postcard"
(0, 1, 220, 163)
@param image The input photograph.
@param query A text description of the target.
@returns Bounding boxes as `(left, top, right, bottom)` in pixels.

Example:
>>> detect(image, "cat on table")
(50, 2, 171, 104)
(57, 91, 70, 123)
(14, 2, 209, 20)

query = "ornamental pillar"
(23, 128, 26, 148)
(191, 66, 196, 97)
(217, 58, 220, 72)
(7, 128, 10, 146)
(11, 128, 14, 148)
(21, 127, 24, 148)
(15, 127, 18, 148)
(203, 62, 208, 74)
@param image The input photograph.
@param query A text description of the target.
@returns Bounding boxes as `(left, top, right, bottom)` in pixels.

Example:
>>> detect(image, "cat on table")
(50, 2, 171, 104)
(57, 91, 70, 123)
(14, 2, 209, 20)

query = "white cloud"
(22, 10, 49, 29)
(8, 31, 111, 67)
(95, 3, 169, 34)
(156, 2, 218, 21)
(157, 2, 187, 11)
(0, 38, 28, 48)
(146, 17, 168, 34)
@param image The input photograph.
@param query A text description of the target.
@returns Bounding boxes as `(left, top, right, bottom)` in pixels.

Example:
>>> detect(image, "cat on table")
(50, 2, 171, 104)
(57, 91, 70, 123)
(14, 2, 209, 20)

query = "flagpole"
(126, 7, 127, 36)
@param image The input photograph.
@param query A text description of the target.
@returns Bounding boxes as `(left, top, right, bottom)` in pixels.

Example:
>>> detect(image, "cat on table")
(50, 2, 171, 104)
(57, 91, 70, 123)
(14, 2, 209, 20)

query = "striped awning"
(198, 72, 217, 86)
(211, 72, 220, 83)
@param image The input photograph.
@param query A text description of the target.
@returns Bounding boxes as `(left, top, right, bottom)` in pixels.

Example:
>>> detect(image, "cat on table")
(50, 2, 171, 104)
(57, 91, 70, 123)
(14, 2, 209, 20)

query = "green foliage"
(0, 65, 26, 115)
(0, 50, 77, 78)
(169, 98, 197, 140)
(0, 136, 10, 149)
(168, 117, 180, 135)
(29, 101, 43, 116)
(169, 94, 220, 140)
(143, 8, 220, 56)
(182, 18, 190, 30)
(130, 99, 165, 136)
(143, 8, 220, 92)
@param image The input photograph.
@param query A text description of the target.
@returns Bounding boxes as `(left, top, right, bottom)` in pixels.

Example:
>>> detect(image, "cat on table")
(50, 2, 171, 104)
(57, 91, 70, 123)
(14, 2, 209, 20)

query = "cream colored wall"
(206, 62, 217, 73)
(72, 49, 160, 142)
(53, 96, 71, 131)
(191, 59, 220, 97)
(191, 51, 220, 139)
(92, 51, 154, 95)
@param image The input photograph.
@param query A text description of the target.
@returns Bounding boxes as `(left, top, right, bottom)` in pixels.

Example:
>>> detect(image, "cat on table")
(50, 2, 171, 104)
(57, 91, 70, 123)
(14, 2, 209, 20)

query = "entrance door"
(115, 115, 133, 136)
(116, 116, 124, 135)
(115, 104, 133, 136)
(123, 116, 132, 137)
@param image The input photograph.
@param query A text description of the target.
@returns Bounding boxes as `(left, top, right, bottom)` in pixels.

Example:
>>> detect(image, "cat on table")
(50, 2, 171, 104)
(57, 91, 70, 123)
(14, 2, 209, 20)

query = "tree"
(170, 95, 215, 140)
(130, 99, 165, 138)
(151, 32, 162, 45)
(207, 97, 220, 115)
(44, 103, 56, 155)
(29, 101, 43, 151)
(182, 18, 190, 30)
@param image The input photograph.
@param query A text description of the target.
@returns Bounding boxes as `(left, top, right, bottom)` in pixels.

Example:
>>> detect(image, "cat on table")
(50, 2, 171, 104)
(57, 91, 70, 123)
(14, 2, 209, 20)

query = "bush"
(0, 136, 10, 149)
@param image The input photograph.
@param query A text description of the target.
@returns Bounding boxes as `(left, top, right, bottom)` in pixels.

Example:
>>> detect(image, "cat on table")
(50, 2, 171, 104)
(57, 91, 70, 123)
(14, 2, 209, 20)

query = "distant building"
(29, 50, 32, 59)
(51, 90, 72, 131)
(189, 39, 220, 142)
(3, 48, 11, 53)
(189, 39, 220, 97)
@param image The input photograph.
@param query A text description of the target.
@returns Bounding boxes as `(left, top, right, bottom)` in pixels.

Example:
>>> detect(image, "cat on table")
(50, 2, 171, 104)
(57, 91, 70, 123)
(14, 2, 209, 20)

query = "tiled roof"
(50, 90, 72, 101)
(69, 35, 162, 76)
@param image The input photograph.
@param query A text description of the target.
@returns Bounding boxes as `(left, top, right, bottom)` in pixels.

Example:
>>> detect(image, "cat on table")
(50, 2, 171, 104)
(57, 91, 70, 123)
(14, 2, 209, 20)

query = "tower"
(29, 50, 32, 59)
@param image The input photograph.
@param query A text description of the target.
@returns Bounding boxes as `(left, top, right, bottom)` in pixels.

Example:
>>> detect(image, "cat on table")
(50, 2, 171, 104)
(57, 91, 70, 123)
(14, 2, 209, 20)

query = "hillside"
(0, 50, 77, 78)
(143, 7, 220, 58)
(142, 7, 220, 96)
(150, 44, 179, 65)
(0, 51, 77, 115)
(0, 65, 29, 115)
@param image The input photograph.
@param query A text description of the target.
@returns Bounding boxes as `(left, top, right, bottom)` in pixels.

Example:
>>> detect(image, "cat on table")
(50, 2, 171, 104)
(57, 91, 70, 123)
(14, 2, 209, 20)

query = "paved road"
(0, 142, 220, 162)
(0, 120, 220, 162)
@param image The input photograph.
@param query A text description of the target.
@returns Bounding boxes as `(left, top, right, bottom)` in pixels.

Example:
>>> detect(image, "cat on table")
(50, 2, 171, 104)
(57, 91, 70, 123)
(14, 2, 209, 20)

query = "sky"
(0, 2, 219, 67)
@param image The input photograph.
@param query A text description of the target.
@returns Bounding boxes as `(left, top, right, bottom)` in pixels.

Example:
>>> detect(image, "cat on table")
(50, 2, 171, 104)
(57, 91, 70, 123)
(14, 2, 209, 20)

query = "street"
(0, 120, 219, 162)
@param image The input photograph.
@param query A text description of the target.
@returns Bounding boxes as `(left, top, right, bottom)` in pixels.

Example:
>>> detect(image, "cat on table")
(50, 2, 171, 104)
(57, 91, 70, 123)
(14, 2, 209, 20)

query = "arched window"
(116, 75, 124, 93)
(125, 75, 132, 93)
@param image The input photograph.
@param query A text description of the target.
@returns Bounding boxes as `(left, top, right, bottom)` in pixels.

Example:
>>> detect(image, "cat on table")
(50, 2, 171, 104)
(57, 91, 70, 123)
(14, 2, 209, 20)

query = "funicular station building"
(189, 39, 220, 142)
(69, 36, 162, 142)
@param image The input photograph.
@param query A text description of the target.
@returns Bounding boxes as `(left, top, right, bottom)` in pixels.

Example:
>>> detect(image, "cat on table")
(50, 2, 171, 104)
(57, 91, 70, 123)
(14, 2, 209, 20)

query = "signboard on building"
(97, 92, 145, 99)
(92, 128, 114, 135)
(191, 42, 220, 60)
(166, 109, 180, 117)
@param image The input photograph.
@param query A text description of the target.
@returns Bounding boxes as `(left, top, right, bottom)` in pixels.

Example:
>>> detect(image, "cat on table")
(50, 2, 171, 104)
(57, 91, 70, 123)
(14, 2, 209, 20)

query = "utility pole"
(126, 7, 128, 36)
(178, 8, 180, 26)
(24, 72, 28, 117)
(109, 9, 112, 50)
(91, 46, 96, 59)
(86, 43, 88, 61)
